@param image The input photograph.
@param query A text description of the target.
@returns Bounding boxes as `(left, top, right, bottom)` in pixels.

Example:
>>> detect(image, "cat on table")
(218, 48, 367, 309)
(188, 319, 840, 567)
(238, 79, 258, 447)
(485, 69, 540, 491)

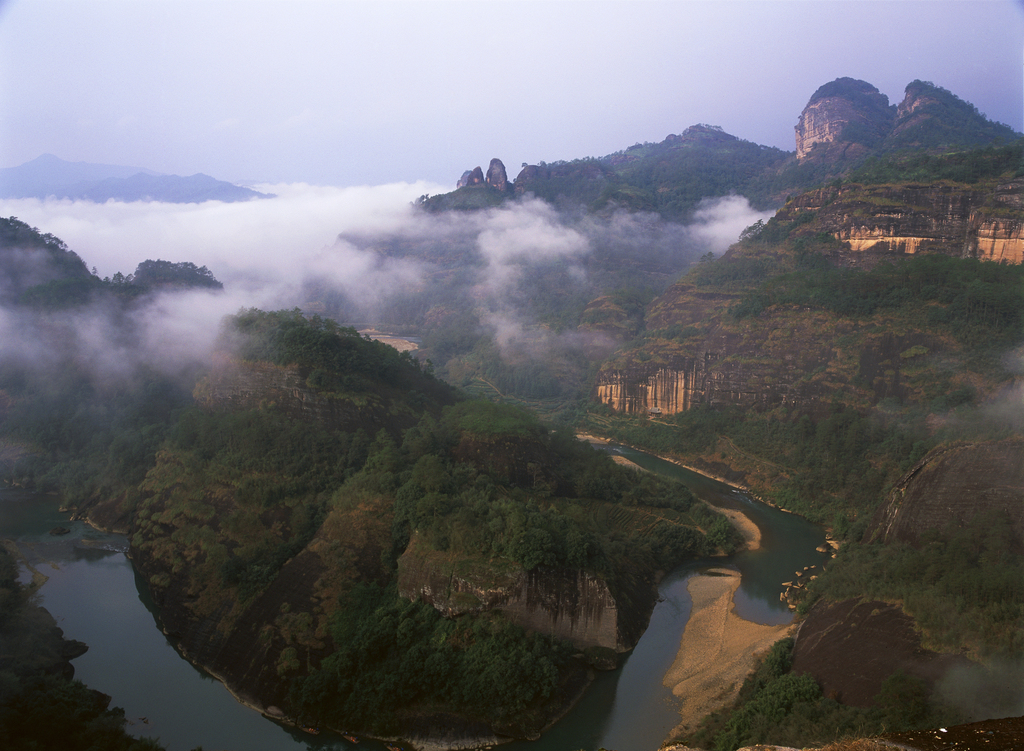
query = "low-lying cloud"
(686, 194, 774, 255)
(0, 186, 772, 388)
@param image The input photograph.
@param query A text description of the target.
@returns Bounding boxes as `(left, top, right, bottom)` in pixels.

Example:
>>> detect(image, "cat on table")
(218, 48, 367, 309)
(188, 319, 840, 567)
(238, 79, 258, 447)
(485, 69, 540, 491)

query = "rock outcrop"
(794, 78, 894, 161)
(397, 536, 626, 650)
(778, 180, 1024, 266)
(594, 298, 867, 417)
(456, 166, 484, 188)
(792, 598, 972, 707)
(868, 438, 1024, 546)
(794, 77, 1020, 164)
(485, 158, 508, 192)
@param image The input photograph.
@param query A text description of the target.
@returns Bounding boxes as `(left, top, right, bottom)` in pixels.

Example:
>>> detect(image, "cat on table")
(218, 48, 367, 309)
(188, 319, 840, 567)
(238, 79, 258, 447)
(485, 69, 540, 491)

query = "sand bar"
(664, 569, 795, 738)
(716, 508, 762, 551)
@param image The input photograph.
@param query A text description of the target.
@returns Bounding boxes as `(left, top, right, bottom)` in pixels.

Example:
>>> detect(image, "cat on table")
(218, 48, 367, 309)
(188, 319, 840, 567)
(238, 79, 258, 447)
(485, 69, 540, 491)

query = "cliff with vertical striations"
(397, 535, 631, 651)
(775, 179, 1024, 266)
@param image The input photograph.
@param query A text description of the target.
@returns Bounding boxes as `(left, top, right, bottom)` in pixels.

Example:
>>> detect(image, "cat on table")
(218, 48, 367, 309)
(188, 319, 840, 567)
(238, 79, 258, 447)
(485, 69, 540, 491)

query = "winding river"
(1, 445, 827, 751)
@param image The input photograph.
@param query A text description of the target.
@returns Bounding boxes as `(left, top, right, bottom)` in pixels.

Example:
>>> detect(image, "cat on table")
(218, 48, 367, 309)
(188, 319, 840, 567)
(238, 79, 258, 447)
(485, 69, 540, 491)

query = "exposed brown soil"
(791, 598, 973, 707)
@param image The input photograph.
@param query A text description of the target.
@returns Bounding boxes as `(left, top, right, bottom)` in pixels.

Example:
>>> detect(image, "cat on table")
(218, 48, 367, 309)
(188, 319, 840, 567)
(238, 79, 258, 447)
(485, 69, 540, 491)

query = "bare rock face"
(792, 599, 972, 707)
(456, 166, 484, 188)
(778, 180, 1024, 266)
(397, 535, 628, 651)
(794, 77, 894, 161)
(593, 298, 845, 417)
(868, 438, 1024, 546)
(485, 158, 509, 192)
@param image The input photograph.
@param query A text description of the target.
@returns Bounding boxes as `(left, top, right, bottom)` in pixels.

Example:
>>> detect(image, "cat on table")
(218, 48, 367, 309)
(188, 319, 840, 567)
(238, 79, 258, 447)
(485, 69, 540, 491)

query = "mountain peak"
(795, 77, 894, 161)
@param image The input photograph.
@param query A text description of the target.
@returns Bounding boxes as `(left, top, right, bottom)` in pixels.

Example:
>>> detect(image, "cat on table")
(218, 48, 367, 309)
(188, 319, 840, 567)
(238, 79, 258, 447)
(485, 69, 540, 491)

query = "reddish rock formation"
(778, 180, 1024, 266)
(456, 166, 484, 188)
(794, 78, 894, 161)
(485, 158, 508, 192)
(792, 598, 972, 707)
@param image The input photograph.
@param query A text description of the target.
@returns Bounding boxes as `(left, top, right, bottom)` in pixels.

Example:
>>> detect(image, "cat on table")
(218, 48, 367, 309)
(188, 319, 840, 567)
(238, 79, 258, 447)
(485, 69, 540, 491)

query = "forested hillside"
(0, 223, 740, 742)
(582, 141, 1024, 748)
(2, 72, 1023, 751)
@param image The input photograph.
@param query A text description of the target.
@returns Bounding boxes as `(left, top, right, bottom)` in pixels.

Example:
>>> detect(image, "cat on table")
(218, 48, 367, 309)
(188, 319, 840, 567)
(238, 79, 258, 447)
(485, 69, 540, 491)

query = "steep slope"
(869, 438, 1024, 547)
(64, 309, 733, 742)
(794, 77, 895, 161)
(0, 216, 93, 303)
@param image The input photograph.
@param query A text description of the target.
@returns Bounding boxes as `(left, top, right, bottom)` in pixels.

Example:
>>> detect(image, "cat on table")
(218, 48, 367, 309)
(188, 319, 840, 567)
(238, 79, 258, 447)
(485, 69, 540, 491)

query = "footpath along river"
(1, 444, 828, 751)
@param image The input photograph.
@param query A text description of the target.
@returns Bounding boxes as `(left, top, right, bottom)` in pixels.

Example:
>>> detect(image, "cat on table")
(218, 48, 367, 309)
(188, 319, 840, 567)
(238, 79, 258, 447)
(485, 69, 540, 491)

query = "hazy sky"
(1, 0, 1022, 187)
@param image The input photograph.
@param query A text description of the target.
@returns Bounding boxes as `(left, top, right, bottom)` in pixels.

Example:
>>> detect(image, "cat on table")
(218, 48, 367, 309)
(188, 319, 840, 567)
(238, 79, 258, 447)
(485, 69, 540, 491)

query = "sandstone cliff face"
(594, 299, 873, 417)
(868, 438, 1024, 546)
(778, 180, 1024, 266)
(794, 78, 894, 161)
(397, 535, 626, 651)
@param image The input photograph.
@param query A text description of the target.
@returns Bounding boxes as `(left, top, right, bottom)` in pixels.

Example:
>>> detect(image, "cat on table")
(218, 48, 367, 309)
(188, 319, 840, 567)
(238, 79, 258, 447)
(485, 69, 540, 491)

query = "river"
(0, 446, 827, 751)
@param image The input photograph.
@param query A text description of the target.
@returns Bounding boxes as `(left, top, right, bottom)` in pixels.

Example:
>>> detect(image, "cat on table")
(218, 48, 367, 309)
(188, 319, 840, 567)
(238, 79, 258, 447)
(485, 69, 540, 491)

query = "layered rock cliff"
(777, 180, 1024, 266)
(397, 535, 628, 651)
(593, 291, 937, 417)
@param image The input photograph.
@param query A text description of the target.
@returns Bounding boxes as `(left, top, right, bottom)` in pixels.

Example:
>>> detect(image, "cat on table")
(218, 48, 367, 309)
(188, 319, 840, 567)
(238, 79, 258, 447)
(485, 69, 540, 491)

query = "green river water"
(0, 445, 828, 751)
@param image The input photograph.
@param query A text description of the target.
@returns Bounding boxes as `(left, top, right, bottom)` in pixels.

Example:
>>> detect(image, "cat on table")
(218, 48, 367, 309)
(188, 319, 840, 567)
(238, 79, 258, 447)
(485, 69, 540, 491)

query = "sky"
(1, 0, 1022, 188)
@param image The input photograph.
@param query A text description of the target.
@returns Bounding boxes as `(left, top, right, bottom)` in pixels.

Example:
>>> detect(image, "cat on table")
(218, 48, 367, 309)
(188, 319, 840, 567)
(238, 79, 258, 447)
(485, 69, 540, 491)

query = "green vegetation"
(885, 80, 1021, 153)
(588, 401, 929, 537)
(802, 510, 1024, 658)
(594, 133, 791, 220)
(290, 584, 573, 734)
(733, 254, 1024, 348)
(230, 307, 438, 394)
(0, 229, 732, 739)
(131, 259, 223, 289)
(850, 138, 1024, 185)
(0, 363, 192, 505)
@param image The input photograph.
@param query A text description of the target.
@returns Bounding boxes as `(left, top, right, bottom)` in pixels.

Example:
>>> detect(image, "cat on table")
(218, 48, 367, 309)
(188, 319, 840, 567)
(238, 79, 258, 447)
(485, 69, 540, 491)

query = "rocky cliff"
(397, 535, 628, 651)
(795, 78, 894, 161)
(868, 438, 1024, 546)
(593, 294, 932, 417)
(777, 179, 1024, 266)
(794, 78, 1019, 163)
(792, 598, 972, 707)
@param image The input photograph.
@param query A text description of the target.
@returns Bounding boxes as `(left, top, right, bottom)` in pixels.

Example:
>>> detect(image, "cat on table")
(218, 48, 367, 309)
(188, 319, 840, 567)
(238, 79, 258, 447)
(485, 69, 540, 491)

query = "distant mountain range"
(424, 79, 1021, 222)
(0, 153, 273, 203)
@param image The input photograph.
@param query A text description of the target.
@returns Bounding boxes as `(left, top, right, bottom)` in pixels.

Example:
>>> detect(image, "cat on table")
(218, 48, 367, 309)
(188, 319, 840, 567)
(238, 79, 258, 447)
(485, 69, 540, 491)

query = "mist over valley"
(2, 32, 1024, 751)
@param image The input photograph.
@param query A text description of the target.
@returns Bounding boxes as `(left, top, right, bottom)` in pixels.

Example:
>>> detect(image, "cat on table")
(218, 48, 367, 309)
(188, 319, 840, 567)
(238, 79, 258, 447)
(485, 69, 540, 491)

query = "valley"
(1, 75, 1023, 751)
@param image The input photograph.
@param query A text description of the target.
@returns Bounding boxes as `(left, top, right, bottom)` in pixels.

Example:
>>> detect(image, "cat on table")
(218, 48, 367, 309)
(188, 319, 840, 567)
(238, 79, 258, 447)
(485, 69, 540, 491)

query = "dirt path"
(663, 568, 795, 738)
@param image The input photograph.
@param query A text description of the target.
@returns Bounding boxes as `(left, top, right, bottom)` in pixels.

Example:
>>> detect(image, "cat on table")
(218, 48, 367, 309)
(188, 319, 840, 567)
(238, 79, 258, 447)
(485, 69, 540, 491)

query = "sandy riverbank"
(663, 569, 796, 738)
(716, 508, 761, 551)
(576, 433, 763, 552)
